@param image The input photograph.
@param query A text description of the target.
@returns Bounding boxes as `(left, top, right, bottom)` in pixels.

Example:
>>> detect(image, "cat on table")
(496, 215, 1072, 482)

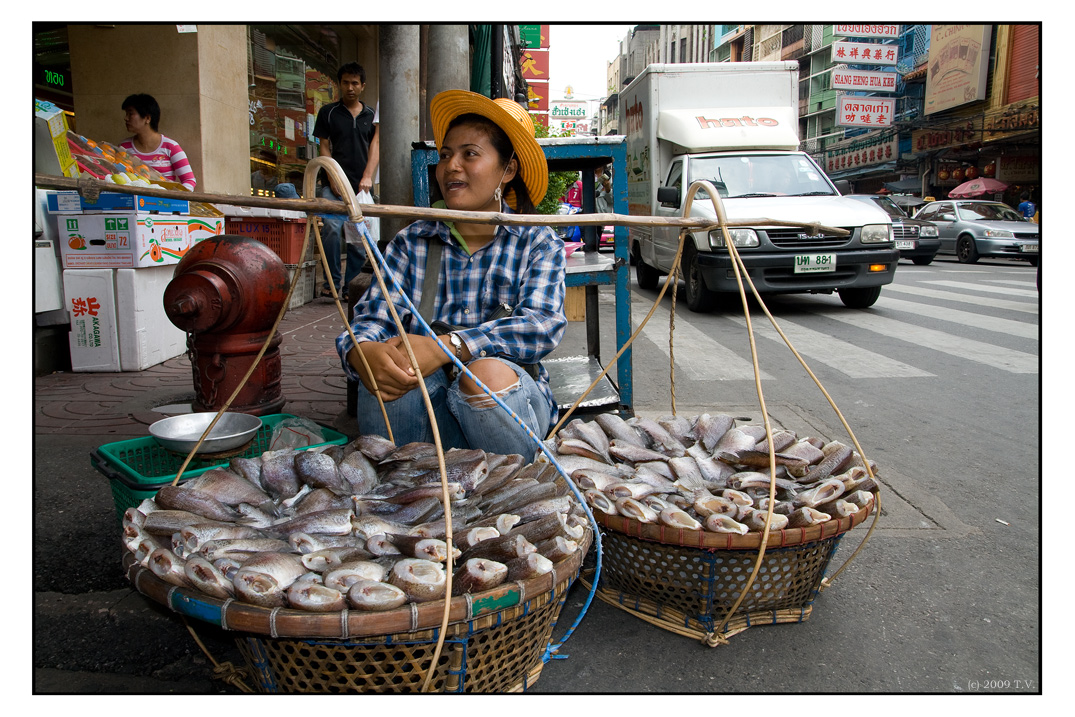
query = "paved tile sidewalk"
(34, 301, 353, 437)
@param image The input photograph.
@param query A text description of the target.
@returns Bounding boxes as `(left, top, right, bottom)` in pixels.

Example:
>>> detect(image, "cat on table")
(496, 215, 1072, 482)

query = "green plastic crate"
(92, 413, 348, 523)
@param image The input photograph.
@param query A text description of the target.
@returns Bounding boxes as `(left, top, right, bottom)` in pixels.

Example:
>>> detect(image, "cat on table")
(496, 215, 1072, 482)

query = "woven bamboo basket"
(123, 527, 591, 693)
(587, 505, 872, 644)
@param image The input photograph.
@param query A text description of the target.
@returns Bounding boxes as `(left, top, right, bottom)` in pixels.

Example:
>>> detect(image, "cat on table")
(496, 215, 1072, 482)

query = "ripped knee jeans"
(354, 358, 552, 462)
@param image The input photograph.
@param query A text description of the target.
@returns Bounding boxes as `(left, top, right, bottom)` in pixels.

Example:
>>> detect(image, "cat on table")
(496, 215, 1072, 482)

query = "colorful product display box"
(35, 99, 79, 179)
(47, 190, 191, 214)
(57, 213, 224, 269)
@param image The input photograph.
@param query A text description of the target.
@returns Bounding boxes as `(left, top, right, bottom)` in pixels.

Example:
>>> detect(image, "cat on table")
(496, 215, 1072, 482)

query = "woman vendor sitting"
(335, 90, 566, 461)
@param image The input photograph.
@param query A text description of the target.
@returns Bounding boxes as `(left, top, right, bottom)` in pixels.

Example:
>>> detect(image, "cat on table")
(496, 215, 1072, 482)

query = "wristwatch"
(448, 332, 464, 359)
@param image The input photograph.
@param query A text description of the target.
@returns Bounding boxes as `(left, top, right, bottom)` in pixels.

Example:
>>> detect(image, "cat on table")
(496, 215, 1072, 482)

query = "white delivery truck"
(623, 62, 898, 310)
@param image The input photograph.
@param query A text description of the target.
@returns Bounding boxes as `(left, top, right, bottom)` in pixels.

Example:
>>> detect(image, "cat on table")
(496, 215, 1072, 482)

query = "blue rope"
(349, 222, 603, 662)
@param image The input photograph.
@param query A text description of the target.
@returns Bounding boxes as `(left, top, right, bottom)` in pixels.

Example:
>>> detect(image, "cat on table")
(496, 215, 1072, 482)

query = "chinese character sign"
(527, 81, 549, 112)
(520, 48, 549, 81)
(824, 132, 898, 171)
(831, 41, 898, 66)
(837, 96, 895, 127)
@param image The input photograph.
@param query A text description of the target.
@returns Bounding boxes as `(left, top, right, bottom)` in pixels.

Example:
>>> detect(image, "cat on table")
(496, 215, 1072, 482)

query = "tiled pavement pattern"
(35, 299, 353, 437)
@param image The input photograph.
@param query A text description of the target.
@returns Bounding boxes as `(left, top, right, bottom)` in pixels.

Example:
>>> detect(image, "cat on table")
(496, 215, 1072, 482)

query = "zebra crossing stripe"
(633, 305, 774, 382)
(877, 296, 1039, 340)
(925, 280, 1039, 298)
(817, 310, 1039, 374)
(726, 315, 934, 378)
(884, 284, 1037, 314)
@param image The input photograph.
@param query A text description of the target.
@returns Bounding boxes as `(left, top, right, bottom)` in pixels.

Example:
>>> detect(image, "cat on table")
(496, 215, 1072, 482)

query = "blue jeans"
(354, 359, 552, 462)
(318, 185, 367, 294)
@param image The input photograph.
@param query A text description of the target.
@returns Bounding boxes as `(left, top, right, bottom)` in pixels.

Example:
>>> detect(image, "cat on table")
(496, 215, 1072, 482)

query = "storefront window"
(248, 28, 336, 197)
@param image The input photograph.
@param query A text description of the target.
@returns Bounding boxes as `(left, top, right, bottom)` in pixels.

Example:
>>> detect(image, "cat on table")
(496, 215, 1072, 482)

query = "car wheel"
(911, 256, 934, 266)
(684, 245, 718, 313)
(635, 252, 660, 291)
(956, 235, 980, 263)
(839, 285, 882, 309)
(629, 239, 639, 266)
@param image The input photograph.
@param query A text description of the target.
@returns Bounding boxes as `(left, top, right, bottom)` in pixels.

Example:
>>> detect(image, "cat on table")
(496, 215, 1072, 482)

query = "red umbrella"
(948, 177, 1009, 198)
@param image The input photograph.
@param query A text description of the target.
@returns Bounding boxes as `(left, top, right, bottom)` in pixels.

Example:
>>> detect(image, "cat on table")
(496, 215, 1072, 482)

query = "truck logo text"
(626, 98, 644, 135)
(695, 115, 779, 129)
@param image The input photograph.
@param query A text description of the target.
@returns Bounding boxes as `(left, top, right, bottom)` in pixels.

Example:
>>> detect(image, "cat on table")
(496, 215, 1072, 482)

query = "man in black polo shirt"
(313, 61, 380, 300)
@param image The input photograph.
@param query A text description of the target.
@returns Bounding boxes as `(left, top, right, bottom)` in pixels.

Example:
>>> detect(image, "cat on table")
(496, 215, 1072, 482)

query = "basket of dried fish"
(120, 435, 592, 693)
(541, 412, 878, 645)
(93, 413, 349, 524)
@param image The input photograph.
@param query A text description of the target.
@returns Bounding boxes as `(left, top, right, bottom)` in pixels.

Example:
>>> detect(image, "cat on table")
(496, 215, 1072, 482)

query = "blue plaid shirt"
(335, 207, 567, 429)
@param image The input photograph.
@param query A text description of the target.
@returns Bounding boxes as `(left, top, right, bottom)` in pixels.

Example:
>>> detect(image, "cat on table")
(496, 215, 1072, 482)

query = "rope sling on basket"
(41, 167, 880, 680)
(52, 159, 612, 693)
(565, 180, 882, 646)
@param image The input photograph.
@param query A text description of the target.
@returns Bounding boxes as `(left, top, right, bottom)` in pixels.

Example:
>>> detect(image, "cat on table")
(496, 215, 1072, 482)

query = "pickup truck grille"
(764, 227, 853, 249)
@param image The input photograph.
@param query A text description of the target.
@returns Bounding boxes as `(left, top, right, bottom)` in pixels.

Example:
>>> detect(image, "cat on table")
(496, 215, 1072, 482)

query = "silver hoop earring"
(494, 186, 503, 202)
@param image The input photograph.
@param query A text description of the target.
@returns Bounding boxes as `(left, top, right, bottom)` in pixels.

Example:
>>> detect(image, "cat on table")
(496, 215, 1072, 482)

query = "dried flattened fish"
(452, 558, 509, 596)
(387, 559, 447, 603)
(658, 507, 703, 531)
(347, 578, 409, 611)
(704, 514, 749, 535)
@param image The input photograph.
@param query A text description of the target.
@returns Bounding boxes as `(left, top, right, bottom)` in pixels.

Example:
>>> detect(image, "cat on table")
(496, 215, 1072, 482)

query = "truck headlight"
(919, 225, 938, 237)
(709, 228, 759, 248)
(860, 224, 892, 244)
(984, 229, 1014, 238)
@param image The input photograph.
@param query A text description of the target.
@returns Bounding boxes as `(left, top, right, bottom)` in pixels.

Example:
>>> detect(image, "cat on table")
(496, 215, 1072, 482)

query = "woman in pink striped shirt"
(120, 93, 197, 191)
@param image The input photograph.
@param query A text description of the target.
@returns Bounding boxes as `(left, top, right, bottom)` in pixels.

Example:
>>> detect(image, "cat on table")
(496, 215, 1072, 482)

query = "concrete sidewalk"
(32, 298, 609, 694)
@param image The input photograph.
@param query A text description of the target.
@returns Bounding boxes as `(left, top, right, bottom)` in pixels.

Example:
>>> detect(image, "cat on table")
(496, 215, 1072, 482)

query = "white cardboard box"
(63, 269, 121, 371)
(115, 266, 188, 371)
(63, 266, 188, 372)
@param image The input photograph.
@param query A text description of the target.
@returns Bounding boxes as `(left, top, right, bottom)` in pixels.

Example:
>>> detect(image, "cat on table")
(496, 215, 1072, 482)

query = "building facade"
(600, 24, 1040, 204)
(34, 24, 528, 200)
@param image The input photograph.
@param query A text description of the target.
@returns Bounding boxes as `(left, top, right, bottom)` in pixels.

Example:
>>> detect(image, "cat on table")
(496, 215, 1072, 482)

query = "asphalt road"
(31, 253, 1045, 704)
(535, 254, 1042, 695)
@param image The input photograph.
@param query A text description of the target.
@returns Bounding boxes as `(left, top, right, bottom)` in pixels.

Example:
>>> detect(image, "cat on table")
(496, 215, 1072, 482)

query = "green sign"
(519, 25, 541, 48)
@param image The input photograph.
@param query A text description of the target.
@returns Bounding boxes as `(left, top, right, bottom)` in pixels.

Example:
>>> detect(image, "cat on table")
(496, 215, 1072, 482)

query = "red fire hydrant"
(164, 235, 290, 415)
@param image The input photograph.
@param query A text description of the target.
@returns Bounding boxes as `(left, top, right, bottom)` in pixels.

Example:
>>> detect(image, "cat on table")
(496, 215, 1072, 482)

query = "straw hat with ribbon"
(430, 90, 548, 210)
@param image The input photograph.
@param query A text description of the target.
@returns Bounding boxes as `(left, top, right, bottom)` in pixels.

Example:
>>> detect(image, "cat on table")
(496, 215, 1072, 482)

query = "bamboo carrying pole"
(42, 168, 877, 673)
(33, 172, 850, 236)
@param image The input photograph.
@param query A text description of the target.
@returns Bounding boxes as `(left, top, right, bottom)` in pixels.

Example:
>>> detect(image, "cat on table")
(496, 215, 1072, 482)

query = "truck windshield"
(689, 155, 835, 199)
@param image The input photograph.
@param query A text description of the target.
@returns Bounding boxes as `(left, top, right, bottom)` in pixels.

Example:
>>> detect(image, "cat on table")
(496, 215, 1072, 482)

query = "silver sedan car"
(913, 200, 1039, 265)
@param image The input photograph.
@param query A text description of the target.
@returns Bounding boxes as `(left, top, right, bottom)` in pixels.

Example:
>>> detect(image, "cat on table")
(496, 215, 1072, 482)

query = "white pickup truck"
(623, 61, 899, 310)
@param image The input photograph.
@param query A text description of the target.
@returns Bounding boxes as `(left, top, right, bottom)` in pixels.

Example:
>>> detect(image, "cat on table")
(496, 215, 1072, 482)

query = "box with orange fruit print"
(57, 212, 223, 269)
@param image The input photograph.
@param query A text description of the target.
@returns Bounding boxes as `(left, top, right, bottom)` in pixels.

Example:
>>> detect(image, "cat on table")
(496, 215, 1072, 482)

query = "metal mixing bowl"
(148, 412, 263, 454)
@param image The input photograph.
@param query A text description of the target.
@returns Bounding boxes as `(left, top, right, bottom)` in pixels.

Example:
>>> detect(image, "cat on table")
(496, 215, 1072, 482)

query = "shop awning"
(884, 177, 921, 193)
(827, 161, 897, 182)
